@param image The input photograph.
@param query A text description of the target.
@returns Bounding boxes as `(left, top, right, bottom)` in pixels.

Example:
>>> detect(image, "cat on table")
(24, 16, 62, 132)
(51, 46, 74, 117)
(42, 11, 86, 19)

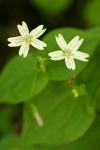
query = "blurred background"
(0, 0, 100, 148)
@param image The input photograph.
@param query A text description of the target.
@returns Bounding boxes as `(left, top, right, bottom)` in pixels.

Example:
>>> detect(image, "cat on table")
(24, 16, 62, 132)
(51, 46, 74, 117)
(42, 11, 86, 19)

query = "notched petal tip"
(38, 25, 44, 29)
(87, 54, 89, 58)
(8, 43, 20, 47)
(41, 28, 47, 35)
(55, 35, 58, 40)
(19, 52, 22, 56)
(84, 58, 89, 62)
(48, 51, 65, 60)
(72, 66, 76, 70)
(48, 52, 53, 56)
(22, 21, 26, 24)
(58, 33, 62, 37)
(8, 43, 13, 47)
(43, 28, 46, 31)
(40, 24, 44, 27)
(7, 38, 11, 42)
(79, 38, 84, 44)
(17, 24, 21, 30)
(85, 53, 89, 58)
(18, 21, 25, 26)
(8, 43, 11, 47)
(23, 54, 27, 58)
(43, 28, 46, 32)
(19, 52, 27, 58)
(75, 35, 80, 39)
(40, 47, 44, 50)
(43, 43, 47, 47)
(50, 57, 55, 60)
(56, 34, 62, 39)
(22, 21, 28, 27)
(81, 38, 84, 41)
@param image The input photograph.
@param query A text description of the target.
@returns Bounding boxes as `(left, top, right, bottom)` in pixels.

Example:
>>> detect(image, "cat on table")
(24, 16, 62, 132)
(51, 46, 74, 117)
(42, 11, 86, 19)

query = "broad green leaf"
(84, 0, 100, 25)
(78, 27, 100, 79)
(93, 86, 100, 112)
(34, 115, 100, 150)
(0, 116, 99, 150)
(0, 135, 34, 150)
(0, 135, 19, 150)
(30, 0, 73, 16)
(0, 54, 49, 104)
(77, 41, 100, 111)
(77, 42, 100, 83)
(39, 27, 100, 81)
(0, 116, 100, 150)
(22, 82, 95, 144)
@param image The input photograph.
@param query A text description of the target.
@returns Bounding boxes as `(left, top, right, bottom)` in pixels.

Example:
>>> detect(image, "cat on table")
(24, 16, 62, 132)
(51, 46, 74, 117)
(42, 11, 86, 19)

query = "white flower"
(8, 21, 47, 58)
(48, 34, 89, 70)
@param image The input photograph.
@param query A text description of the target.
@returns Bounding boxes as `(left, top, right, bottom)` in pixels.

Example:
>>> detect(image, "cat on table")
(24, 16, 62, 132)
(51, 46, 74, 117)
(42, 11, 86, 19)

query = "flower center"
(64, 50, 74, 58)
(24, 35, 33, 43)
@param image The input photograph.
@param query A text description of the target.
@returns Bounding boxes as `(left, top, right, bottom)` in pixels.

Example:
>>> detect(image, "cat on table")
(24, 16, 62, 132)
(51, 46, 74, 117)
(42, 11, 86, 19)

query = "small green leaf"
(72, 84, 88, 98)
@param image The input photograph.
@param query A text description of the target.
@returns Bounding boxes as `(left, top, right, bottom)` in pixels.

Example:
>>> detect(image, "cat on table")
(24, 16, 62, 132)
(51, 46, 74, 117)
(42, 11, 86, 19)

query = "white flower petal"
(8, 36, 23, 47)
(17, 24, 27, 37)
(56, 34, 67, 51)
(8, 41, 22, 47)
(23, 43, 30, 58)
(72, 38, 84, 51)
(48, 51, 65, 60)
(74, 51, 89, 61)
(65, 57, 75, 70)
(33, 39, 47, 47)
(8, 36, 23, 42)
(67, 36, 79, 50)
(30, 39, 46, 50)
(30, 25, 44, 37)
(31, 29, 46, 38)
(22, 21, 29, 35)
(19, 42, 29, 57)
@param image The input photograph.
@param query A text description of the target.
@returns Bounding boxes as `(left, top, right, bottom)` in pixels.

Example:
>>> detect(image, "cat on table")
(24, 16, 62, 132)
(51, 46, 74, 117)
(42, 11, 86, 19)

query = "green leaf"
(22, 81, 95, 144)
(0, 135, 19, 150)
(80, 28, 100, 80)
(0, 116, 100, 150)
(30, 0, 73, 16)
(77, 39, 100, 111)
(0, 135, 34, 150)
(34, 115, 100, 150)
(0, 55, 49, 104)
(40, 27, 100, 81)
(84, 0, 100, 25)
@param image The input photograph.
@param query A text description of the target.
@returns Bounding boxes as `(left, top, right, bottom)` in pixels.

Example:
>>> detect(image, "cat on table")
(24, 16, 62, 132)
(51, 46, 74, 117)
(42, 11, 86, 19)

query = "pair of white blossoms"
(8, 21, 89, 70)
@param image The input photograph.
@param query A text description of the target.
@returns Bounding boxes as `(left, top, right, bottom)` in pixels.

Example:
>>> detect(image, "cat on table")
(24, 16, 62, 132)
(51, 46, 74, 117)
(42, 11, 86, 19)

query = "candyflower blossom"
(8, 21, 47, 57)
(48, 34, 89, 70)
